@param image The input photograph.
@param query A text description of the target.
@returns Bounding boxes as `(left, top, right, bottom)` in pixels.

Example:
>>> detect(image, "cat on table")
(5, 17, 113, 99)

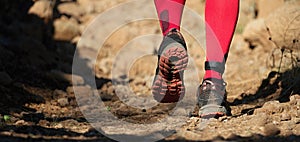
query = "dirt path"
(0, 0, 299, 141)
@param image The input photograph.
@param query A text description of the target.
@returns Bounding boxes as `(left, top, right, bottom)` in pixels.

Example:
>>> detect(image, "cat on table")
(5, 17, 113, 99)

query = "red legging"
(154, 0, 186, 36)
(154, 0, 239, 80)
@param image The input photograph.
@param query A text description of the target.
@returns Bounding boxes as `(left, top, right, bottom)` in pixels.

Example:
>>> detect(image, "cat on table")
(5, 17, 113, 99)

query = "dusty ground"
(0, 0, 299, 141)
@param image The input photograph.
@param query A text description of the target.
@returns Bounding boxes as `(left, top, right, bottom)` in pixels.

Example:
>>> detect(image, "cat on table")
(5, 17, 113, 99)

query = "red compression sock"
(204, 0, 239, 80)
(154, 0, 186, 36)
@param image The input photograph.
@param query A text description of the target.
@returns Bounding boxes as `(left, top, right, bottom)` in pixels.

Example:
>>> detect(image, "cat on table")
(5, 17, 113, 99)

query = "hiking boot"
(197, 79, 231, 118)
(152, 28, 188, 103)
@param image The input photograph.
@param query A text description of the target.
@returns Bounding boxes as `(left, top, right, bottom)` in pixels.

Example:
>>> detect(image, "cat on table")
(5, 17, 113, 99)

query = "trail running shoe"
(152, 28, 188, 103)
(197, 79, 231, 118)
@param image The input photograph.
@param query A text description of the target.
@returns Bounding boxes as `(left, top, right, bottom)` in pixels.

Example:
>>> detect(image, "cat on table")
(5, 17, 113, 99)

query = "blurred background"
(0, 0, 299, 141)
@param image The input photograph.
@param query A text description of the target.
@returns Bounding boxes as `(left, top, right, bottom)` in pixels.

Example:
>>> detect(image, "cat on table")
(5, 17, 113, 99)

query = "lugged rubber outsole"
(198, 104, 227, 118)
(152, 44, 188, 103)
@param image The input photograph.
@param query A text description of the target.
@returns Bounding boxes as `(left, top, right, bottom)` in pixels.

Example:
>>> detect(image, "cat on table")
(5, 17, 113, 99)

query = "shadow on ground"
(0, 0, 109, 141)
(230, 67, 300, 106)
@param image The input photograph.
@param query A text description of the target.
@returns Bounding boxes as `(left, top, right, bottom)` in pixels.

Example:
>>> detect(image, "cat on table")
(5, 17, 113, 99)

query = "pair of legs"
(152, 0, 239, 117)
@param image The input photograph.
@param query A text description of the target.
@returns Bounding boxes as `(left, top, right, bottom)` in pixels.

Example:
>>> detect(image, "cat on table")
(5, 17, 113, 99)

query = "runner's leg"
(152, 0, 188, 103)
(154, 0, 186, 36)
(204, 0, 239, 80)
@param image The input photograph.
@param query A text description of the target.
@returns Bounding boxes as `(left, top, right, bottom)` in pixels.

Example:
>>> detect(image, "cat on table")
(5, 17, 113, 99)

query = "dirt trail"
(0, 0, 299, 141)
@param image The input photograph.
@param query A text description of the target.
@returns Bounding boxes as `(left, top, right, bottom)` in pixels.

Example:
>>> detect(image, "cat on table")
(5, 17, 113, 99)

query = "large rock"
(243, 1, 300, 72)
(266, 1, 300, 70)
(28, 0, 54, 23)
(53, 16, 80, 41)
(243, 1, 300, 51)
(265, 1, 300, 51)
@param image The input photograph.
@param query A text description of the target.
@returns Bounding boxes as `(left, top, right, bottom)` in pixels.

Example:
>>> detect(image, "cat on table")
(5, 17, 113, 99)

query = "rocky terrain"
(0, 0, 299, 141)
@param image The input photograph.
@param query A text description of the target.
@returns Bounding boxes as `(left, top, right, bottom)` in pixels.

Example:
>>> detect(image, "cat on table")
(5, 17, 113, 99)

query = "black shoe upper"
(157, 28, 186, 56)
(197, 79, 231, 116)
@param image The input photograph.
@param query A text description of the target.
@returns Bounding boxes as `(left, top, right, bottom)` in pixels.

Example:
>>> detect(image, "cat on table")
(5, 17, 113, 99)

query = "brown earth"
(0, 0, 299, 141)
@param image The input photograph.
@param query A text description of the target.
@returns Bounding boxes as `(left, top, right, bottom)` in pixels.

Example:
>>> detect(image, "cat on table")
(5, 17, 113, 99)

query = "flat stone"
(261, 124, 280, 136)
